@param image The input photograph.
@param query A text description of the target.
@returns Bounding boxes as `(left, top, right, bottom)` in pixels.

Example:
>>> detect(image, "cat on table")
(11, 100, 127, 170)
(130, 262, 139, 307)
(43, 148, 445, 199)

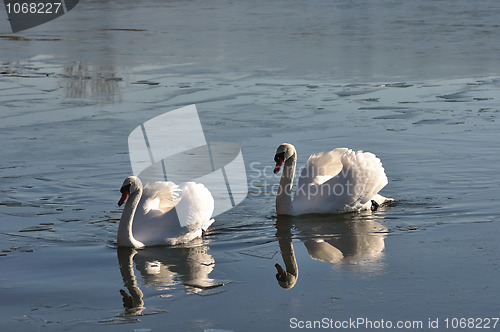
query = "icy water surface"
(1, 1, 500, 331)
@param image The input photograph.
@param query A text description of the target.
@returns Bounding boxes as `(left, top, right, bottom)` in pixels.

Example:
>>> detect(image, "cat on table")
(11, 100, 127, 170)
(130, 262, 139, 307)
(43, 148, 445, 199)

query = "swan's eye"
(120, 184, 131, 194)
(274, 152, 285, 163)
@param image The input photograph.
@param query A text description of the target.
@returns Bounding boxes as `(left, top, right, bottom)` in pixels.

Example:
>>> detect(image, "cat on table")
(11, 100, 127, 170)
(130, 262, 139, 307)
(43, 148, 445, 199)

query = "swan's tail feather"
(372, 194, 394, 206)
(339, 150, 388, 210)
(175, 182, 215, 231)
(202, 218, 215, 232)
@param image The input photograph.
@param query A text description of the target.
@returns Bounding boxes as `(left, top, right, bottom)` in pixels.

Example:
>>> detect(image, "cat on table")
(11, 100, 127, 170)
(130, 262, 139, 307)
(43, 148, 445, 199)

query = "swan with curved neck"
(274, 143, 298, 215)
(273, 143, 392, 215)
(117, 176, 214, 248)
(118, 177, 145, 247)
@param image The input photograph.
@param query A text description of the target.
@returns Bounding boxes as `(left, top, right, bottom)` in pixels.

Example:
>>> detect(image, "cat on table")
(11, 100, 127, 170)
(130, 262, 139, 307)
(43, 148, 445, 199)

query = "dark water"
(1, 1, 500, 331)
(2, 0, 500, 81)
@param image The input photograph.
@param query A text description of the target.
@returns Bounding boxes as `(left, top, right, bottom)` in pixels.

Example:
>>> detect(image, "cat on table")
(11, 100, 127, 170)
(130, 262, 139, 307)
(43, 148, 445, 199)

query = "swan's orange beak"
(275, 263, 286, 277)
(274, 158, 284, 174)
(118, 192, 129, 206)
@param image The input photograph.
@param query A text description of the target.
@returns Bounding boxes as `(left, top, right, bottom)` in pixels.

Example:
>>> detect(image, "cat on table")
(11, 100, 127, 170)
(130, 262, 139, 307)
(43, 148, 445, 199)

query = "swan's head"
(274, 143, 296, 174)
(275, 263, 297, 289)
(118, 176, 143, 206)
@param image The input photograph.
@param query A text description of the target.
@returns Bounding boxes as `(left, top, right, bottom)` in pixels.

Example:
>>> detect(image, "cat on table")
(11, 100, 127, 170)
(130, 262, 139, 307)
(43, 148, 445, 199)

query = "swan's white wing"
(293, 148, 347, 214)
(132, 207, 182, 245)
(133, 182, 214, 246)
(293, 149, 388, 213)
(294, 148, 348, 209)
(296, 148, 349, 189)
(141, 181, 181, 214)
(321, 150, 388, 211)
(174, 182, 215, 232)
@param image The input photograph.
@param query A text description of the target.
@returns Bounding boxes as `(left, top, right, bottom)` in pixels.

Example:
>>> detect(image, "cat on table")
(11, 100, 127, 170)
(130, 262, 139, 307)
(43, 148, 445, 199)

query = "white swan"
(273, 143, 392, 215)
(117, 176, 215, 248)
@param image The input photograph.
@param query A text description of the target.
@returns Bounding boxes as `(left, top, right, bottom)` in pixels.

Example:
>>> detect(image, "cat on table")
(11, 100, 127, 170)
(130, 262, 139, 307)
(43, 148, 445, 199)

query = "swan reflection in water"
(117, 239, 222, 315)
(275, 213, 389, 289)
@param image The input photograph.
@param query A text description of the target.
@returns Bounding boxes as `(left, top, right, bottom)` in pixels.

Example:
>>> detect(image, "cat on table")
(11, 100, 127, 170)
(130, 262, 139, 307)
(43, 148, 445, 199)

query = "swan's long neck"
(276, 219, 298, 288)
(118, 189, 144, 248)
(117, 248, 144, 310)
(279, 232, 298, 279)
(276, 153, 296, 215)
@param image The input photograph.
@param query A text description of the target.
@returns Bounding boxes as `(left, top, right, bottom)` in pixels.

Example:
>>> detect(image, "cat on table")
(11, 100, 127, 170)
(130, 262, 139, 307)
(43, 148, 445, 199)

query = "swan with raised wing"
(117, 176, 214, 248)
(273, 143, 392, 215)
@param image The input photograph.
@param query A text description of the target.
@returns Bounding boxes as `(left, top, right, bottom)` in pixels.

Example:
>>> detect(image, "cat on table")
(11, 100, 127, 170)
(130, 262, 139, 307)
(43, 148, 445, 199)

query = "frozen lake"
(1, 1, 500, 331)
